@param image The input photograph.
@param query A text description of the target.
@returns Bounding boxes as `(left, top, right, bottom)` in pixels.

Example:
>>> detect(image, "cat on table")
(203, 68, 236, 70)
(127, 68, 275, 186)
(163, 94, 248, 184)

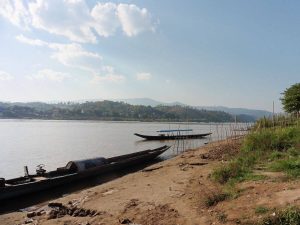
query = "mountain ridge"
(0, 100, 255, 122)
(116, 98, 272, 119)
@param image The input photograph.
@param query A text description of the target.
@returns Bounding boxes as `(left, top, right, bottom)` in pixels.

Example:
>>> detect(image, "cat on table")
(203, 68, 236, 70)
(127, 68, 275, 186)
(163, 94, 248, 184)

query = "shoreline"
(1, 138, 299, 225)
(0, 118, 246, 125)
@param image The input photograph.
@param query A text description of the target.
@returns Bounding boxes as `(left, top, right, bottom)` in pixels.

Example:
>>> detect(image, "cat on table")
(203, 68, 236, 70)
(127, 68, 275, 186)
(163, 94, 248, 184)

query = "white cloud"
(1, 1, 157, 42)
(16, 35, 102, 71)
(48, 43, 102, 70)
(92, 66, 125, 83)
(136, 72, 152, 80)
(28, 0, 96, 43)
(0, 0, 31, 28)
(16, 34, 47, 46)
(28, 69, 70, 82)
(93, 74, 125, 83)
(16, 35, 125, 82)
(91, 2, 120, 37)
(0, 70, 13, 81)
(117, 4, 156, 37)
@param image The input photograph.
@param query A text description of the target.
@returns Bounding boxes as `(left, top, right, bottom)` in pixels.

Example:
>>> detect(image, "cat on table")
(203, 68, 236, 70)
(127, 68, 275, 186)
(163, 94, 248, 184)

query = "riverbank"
(1, 138, 300, 225)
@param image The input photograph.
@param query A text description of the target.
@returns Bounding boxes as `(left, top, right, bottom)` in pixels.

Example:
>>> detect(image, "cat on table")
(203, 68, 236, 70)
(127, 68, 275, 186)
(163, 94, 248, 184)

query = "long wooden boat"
(134, 132, 212, 140)
(0, 145, 169, 201)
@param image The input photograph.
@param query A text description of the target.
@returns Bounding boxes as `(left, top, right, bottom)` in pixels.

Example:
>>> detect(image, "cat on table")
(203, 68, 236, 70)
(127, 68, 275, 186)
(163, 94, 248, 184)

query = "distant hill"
(117, 98, 163, 107)
(0, 100, 253, 122)
(195, 106, 272, 120)
(116, 98, 271, 120)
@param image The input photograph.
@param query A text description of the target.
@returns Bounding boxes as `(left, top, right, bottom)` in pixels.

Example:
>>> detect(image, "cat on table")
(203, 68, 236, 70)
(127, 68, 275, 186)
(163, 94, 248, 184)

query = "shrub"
(212, 125, 300, 184)
(269, 151, 286, 161)
(217, 212, 228, 223)
(260, 206, 300, 225)
(270, 158, 300, 178)
(212, 161, 250, 184)
(243, 127, 300, 152)
(204, 192, 230, 207)
(255, 206, 269, 214)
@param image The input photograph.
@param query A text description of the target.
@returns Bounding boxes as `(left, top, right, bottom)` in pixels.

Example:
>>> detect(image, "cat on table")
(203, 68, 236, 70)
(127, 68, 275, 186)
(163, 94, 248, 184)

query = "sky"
(0, 0, 299, 112)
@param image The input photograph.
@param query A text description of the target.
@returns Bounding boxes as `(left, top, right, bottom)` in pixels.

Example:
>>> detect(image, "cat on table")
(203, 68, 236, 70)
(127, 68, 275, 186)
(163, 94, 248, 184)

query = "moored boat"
(0, 145, 170, 201)
(134, 131, 212, 140)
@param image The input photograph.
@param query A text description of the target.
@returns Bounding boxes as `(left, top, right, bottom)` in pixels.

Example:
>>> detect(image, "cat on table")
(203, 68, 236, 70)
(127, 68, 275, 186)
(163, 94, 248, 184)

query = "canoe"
(0, 145, 170, 201)
(134, 132, 212, 140)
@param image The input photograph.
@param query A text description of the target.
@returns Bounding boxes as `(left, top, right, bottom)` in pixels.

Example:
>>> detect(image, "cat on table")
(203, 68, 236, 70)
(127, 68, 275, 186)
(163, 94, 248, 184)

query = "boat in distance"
(134, 132, 212, 140)
(0, 145, 170, 201)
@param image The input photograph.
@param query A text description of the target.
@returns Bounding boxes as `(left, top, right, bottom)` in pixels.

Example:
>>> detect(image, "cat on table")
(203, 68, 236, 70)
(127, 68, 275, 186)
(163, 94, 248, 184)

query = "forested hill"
(0, 101, 255, 122)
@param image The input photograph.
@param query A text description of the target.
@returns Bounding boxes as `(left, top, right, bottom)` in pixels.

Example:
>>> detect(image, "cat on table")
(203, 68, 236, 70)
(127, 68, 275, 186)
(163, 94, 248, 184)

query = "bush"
(212, 161, 250, 184)
(212, 126, 300, 184)
(269, 151, 286, 161)
(260, 206, 300, 225)
(243, 127, 300, 152)
(204, 192, 230, 207)
(270, 158, 300, 178)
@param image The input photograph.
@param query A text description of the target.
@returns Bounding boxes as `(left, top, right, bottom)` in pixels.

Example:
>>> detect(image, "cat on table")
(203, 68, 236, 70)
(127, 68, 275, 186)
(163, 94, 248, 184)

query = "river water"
(0, 120, 248, 179)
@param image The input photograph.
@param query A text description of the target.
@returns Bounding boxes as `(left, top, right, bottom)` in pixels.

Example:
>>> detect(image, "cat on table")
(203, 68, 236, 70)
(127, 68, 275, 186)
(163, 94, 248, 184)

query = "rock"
(24, 218, 34, 224)
(200, 154, 209, 159)
(79, 209, 87, 217)
(26, 212, 36, 218)
(36, 210, 45, 216)
(57, 212, 65, 218)
(73, 209, 80, 217)
(120, 218, 132, 224)
(235, 219, 241, 224)
(47, 210, 59, 220)
(68, 208, 75, 215)
(48, 202, 63, 208)
(91, 210, 98, 216)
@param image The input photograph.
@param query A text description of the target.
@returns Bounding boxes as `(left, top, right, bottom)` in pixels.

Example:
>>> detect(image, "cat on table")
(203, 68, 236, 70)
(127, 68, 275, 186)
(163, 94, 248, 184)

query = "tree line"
(0, 100, 255, 122)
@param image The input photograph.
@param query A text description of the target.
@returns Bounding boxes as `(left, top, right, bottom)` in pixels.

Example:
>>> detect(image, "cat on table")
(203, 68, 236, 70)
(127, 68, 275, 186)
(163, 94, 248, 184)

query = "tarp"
(66, 157, 107, 172)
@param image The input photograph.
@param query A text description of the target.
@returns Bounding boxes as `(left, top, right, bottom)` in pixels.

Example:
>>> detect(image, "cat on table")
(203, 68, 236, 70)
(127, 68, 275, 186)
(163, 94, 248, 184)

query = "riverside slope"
(1, 139, 300, 225)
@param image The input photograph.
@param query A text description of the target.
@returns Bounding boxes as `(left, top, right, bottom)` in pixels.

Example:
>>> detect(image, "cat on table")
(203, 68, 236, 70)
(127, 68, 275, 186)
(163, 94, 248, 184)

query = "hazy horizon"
(0, 97, 273, 112)
(1, 1, 299, 112)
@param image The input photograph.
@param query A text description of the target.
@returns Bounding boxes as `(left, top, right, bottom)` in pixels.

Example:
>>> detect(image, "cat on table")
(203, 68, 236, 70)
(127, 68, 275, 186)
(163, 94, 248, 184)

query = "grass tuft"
(216, 212, 228, 223)
(259, 206, 300, 225)
(269, 158, 300, 178)
(255, 206, 269, 214)
(212, 126, 300, 184)
(204, 192, 230, 207)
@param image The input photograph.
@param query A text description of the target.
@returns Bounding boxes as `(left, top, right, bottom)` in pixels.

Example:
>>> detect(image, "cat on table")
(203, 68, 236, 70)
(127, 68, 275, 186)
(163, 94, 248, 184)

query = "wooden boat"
(134, 132, 212, 140)
(0, 145, 169, 201)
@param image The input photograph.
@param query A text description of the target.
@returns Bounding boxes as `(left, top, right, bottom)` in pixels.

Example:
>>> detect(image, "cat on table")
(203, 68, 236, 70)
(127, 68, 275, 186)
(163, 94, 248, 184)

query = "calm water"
(0, 120, 247, 179)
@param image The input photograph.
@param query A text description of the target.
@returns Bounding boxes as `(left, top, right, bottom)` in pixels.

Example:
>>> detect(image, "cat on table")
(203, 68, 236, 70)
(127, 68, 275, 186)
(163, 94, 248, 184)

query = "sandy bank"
(1, 139, 300, 225)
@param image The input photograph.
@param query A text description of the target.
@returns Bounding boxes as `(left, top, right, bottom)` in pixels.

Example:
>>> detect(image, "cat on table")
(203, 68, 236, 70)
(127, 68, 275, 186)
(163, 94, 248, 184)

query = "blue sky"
(0, 0, 299, 111)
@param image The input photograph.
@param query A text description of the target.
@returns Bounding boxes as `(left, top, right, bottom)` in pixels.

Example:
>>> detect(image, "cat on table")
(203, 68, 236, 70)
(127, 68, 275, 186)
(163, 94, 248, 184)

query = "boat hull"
(0, 146, 169, 201)
(134, 132, 212, 140)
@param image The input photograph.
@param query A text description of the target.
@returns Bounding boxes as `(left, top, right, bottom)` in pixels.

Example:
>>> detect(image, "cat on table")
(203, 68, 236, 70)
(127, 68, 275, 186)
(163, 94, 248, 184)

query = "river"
(0, 120, 248, 179)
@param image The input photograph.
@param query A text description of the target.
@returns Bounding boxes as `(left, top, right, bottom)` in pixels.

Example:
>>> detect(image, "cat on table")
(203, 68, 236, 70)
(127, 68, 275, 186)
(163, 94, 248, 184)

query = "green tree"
(281, 83, 300, 115)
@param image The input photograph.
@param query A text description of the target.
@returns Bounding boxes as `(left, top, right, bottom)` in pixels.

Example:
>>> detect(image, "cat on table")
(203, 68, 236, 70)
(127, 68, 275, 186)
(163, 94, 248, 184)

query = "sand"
(1, 139, 300, 225)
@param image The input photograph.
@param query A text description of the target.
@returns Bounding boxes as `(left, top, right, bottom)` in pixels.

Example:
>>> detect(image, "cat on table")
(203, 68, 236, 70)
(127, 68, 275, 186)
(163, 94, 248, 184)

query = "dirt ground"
(1, 139, 300, 225)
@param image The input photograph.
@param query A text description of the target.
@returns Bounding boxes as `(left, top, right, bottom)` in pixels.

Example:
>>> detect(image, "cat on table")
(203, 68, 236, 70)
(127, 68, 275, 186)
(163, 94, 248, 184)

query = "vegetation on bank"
(209, 116, 300, 224)
(212, 118, 300, 184)
(259, 206, 300, 225)
(0, 100, 255, 122)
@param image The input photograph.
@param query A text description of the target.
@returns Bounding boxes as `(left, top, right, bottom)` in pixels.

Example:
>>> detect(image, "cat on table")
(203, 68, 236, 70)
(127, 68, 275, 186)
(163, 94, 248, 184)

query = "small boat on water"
(0, 145, 169, 201)
(134, 129, 212, 140)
